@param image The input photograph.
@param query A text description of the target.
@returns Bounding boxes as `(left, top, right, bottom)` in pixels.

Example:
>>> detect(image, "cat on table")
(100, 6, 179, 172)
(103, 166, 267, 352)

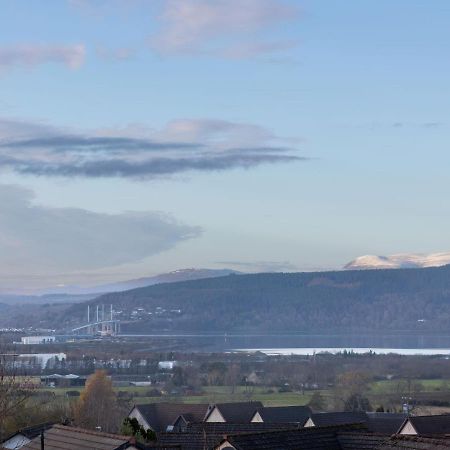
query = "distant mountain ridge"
(344, 252, 450, 270)
(4, 268, 240, 297)
(51, 264, 450, 334)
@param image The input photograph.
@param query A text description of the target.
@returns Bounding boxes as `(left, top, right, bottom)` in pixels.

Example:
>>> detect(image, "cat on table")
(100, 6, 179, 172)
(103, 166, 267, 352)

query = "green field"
(33, 378, 450, 410)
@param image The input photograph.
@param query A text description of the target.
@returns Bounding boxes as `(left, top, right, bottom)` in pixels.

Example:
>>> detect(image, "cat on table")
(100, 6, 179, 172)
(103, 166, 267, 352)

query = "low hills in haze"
(39, 268, 240, 295)
(55, 264, 450, 334)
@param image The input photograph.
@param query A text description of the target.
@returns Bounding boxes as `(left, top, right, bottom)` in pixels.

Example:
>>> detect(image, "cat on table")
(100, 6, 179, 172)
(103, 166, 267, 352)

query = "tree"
(308, 391, 326, 412)
(74, 370, 119, 432)
(344, 393, 372, 412)
(0, 351, 33, 440)
(122, 417, 156, 443)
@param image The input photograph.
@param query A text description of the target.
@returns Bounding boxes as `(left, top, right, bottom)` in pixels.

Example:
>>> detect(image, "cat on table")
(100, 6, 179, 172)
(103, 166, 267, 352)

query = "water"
(119, 333, 450, 354)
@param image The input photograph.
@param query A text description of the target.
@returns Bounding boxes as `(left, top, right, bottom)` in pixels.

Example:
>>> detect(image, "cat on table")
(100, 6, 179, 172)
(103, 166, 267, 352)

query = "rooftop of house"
(215, 423, 368, 450)
(307, 412, 369, 427)
(399, 414, 450, 435)
(132, 403, 209, 432)
(20, 424, 134, 450)
(206, 402, 263, 423)
(378, 434, 450, 449)
(2, 421, 55, 442)
(365, 413, 407, 435)
(253, 405, 312, 423)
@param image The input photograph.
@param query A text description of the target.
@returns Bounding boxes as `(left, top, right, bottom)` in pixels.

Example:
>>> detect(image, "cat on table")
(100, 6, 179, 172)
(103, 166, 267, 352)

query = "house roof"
(133, 404, 209, 432)
(215, 423, 368, 450)
(154, 432, 220, 450)
(20, 424, 134, 450)
(253, 406, 312, 423)
(307, 412, 369, 427)
(378, 434, 450, 449)
(206, 402, 263, 423)
(185, 422, 301, 434)
(399, 415, 450, 435)
(2, 421, 55, 443)
(336, 431, 389, 450)
(155, 422, 300, 450)
(366, 413, 407, 434)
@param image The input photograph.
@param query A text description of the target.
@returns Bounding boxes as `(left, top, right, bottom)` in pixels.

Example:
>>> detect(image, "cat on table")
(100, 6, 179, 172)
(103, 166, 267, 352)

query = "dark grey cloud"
(9, 153, 301, 178)
(0, 135, 200, 152)
(0, 118, 305, 179)
(0, 184, 200, 275)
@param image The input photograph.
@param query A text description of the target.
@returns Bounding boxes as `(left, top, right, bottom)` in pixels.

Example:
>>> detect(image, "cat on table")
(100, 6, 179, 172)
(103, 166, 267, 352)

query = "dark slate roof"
(155, 422, 298, 450)
(133, 404, 209, 432)
(400, 415, 450, 435)
(207, 402, 263, 423)
(366, 413, 407, 434)
(254, 406, 312, 424)
(379, 434, 450, 449)
(307, 412, 369, 427)
(137, 445, 181, 450)
(215, 423, 368, 450)
(21, 424, 134, 450)
(155, 432, 220, 450)
(185, 422, 301, 434)
(337, 432, 390, 450)
(2, 421, 55, 442)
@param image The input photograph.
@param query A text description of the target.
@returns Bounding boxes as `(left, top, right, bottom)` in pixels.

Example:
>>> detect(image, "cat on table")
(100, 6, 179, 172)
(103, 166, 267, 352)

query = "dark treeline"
(58, 265, 450, 333)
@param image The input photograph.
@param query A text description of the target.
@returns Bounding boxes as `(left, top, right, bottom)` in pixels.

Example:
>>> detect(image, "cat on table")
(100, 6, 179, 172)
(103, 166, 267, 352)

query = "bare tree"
(0, 349, 33, 439)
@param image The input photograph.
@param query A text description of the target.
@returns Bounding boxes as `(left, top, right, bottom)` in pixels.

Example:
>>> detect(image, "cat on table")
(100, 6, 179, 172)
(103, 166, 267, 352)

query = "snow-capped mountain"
(344, 252, 450, 270)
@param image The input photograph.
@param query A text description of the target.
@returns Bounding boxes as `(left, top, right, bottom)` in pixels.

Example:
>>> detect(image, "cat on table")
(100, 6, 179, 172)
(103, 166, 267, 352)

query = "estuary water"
(120, 333, 450, 354)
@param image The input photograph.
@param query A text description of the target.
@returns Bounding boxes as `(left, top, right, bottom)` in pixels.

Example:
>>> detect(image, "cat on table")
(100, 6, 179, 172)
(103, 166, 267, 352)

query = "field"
(32, 378, 450, 410)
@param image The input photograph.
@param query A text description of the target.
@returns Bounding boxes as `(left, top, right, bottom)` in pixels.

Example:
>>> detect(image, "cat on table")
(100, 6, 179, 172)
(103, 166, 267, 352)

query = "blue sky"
(1, 0, 450, 291)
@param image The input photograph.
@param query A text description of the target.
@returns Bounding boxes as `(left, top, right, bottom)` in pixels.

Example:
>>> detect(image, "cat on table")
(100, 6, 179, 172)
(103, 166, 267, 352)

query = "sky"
(1, 0, 450, 292)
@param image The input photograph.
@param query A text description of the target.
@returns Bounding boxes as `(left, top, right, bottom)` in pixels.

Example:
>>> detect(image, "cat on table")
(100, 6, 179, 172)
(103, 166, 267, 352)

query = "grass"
(34, 378, 450, 409)
(34, 382, 315, 407)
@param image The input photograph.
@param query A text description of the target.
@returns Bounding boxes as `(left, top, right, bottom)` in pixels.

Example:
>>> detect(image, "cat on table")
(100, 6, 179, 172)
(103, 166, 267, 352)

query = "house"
(155, 423, 303, 450)
(250, 406, 312, 425)
(213, 423, 369, 450)
(303, 411, 368, 428)
(158, 361, 177, 371)
(1, 422, 54, 449)
(204, 402, 263, 423)
(365, 412, 407, 434)
(378, 434, 450, 449)
(128, 403, 209, 432)
(397, 414, 450, 435)
(19, 424, 137, 450)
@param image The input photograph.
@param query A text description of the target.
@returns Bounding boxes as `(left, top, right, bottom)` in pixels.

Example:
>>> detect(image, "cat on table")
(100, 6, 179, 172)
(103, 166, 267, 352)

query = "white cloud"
(0, 184, 200, 279)
(150, 0, 299, 58)
(0, 44, 85, 71)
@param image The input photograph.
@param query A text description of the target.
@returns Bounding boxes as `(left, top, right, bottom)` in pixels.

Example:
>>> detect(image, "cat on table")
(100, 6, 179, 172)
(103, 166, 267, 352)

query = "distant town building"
(21, 336, 56, 345)
(158, 361, 177, 370)
(40, 373, 87, 388)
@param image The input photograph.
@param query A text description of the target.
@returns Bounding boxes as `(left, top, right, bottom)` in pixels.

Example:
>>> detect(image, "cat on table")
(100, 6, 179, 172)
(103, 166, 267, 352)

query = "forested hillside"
(62, 265, 450, 333)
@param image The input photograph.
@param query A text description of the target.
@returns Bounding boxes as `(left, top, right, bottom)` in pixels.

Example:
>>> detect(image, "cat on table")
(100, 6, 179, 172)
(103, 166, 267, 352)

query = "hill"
(344, 252, 450, 270)
(60, 264, 450, 334)
(15, 268, 240, 296)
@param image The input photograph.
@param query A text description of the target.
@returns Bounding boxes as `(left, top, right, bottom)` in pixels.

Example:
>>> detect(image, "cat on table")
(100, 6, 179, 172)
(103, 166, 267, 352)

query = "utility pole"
(40, 430, 44, 450)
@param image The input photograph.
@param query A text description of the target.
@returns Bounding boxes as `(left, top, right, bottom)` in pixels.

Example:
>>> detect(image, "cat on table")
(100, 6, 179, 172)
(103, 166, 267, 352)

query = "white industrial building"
(21, 336, 56, 345)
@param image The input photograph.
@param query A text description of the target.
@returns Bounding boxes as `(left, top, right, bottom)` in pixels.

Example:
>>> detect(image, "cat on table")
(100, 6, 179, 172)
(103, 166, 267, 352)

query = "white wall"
(251, 411, 263, 423)
(398, 420, 417, 435)
(129, 407, 152, 430)
(206, 407, 226, 422)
